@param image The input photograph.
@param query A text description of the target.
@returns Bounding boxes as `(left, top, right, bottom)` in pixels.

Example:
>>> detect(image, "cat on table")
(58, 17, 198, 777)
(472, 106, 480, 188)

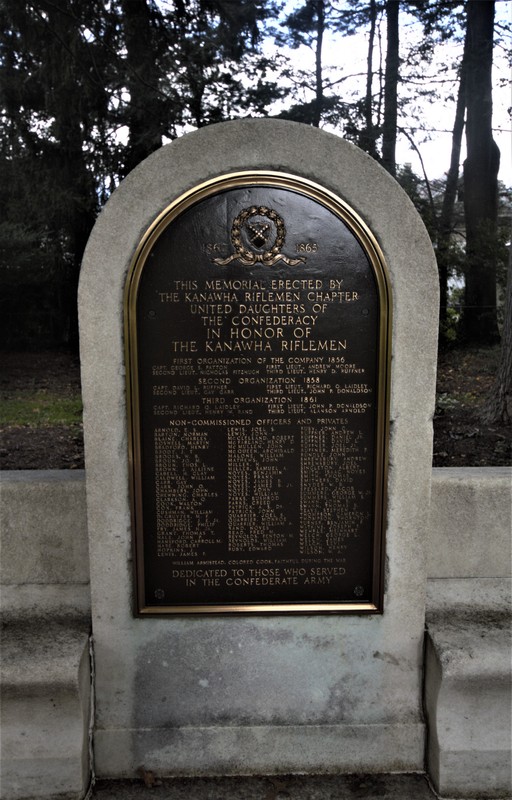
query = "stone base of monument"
(425, 578, 512, 799)
(94, 723, 424, 779)
(91, 773, 438, 799)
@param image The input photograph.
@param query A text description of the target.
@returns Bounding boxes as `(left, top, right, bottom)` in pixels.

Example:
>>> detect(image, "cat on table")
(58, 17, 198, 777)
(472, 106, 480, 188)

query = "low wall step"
(91, 773, 438, 799)
(0, 615, 91, 800)
(425, 578, 512, 799)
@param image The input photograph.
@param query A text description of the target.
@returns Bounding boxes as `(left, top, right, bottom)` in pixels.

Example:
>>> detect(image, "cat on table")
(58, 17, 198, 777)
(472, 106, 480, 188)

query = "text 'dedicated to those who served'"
(125, 173, 391, 614)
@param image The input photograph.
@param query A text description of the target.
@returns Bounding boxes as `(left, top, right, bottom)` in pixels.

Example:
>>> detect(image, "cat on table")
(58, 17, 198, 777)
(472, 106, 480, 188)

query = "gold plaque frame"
(124, 171, 392, 615)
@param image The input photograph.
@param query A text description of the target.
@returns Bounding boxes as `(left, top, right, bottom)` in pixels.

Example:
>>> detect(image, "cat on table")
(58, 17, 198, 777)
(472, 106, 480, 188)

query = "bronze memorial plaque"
(125, 173, 391, 614)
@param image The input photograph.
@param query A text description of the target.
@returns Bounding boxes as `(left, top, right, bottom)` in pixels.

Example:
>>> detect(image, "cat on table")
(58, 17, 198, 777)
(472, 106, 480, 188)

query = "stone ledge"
(1, 584, 91, 619)
(1, 617, 90, 693)
(0, 470, 86, 484)
(426, 577, 511, 623)
(427, 622, 511, 682)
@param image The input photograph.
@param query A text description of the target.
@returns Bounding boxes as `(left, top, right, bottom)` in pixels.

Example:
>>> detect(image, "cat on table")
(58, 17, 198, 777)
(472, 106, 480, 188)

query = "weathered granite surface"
(0, 617, 91, 800)
(429, 467, 512, 578)
(79, 119, 438, 776)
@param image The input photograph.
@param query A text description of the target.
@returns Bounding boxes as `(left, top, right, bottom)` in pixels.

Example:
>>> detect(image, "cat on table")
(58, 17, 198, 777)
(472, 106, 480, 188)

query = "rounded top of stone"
(122, 117, 403, 210)
(88, 119, 430, 260)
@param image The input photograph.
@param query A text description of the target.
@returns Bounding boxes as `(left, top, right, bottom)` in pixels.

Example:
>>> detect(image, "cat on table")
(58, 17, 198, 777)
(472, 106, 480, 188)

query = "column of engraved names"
(227, 427, 294, 552)
(300, 427, 370, 555)
(154, 427, 219, 557)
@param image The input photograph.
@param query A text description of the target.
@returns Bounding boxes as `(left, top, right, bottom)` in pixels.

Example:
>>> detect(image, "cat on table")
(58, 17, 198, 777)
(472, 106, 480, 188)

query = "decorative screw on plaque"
(354, 586, 365, 597)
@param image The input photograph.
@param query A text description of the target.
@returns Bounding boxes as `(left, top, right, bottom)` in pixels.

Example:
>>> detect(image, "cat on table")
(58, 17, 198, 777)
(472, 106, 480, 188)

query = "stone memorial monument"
(79, 119, 438, 778)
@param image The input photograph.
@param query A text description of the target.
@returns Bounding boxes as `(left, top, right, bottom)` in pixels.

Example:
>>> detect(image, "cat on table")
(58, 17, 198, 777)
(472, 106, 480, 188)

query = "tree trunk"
(381, 0, 399, 176)
(360, 0, 378, 157)
(483, 250, 512, 424)
(462, 0, 500, 344)
(437, 34, 467, 337)
(312, 0, 325, 128)
(121, 0, 163, 175)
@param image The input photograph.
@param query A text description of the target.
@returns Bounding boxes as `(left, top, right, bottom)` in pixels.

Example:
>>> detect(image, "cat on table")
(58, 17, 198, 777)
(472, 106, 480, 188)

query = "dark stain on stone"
(373, 650, 400, 666)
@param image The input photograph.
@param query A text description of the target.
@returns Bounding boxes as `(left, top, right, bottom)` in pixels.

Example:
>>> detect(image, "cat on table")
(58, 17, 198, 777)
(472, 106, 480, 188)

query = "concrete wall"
(0, 470, 90, 617)
(1, 466, 509, 795)
(2, 467, 509, 598)
(428, 467, 511, 579)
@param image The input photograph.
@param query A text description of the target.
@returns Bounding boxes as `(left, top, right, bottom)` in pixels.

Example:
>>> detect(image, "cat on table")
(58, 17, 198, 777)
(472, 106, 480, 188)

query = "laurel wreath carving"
(232, 206, 284, 262)
(213, 206, 305, 267)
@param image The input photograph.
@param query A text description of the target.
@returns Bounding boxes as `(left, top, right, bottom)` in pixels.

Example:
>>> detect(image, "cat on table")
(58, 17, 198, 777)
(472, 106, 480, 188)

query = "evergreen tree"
(119, 0, 171, 175)
(0, 0, 112, 346)
(0, 0, 280, 348)
(167, 0, 280, 129)
(275, 0, 361, 128)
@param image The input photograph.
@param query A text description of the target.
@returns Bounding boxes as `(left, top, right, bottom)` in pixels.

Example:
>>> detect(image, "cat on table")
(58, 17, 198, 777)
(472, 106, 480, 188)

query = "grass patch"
(0, 390, 83, 427)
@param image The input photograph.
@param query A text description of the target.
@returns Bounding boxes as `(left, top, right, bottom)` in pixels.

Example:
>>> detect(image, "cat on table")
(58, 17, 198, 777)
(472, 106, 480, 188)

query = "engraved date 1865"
(296, 242, 318, 253)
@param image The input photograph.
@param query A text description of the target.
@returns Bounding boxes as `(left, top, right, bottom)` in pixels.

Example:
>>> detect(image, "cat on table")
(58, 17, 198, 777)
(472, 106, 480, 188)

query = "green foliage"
(440, 285, 464, 344)
(0, 391, 83, 427)
(435, 389, 479, 413)
(0, 0, 281, 347)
